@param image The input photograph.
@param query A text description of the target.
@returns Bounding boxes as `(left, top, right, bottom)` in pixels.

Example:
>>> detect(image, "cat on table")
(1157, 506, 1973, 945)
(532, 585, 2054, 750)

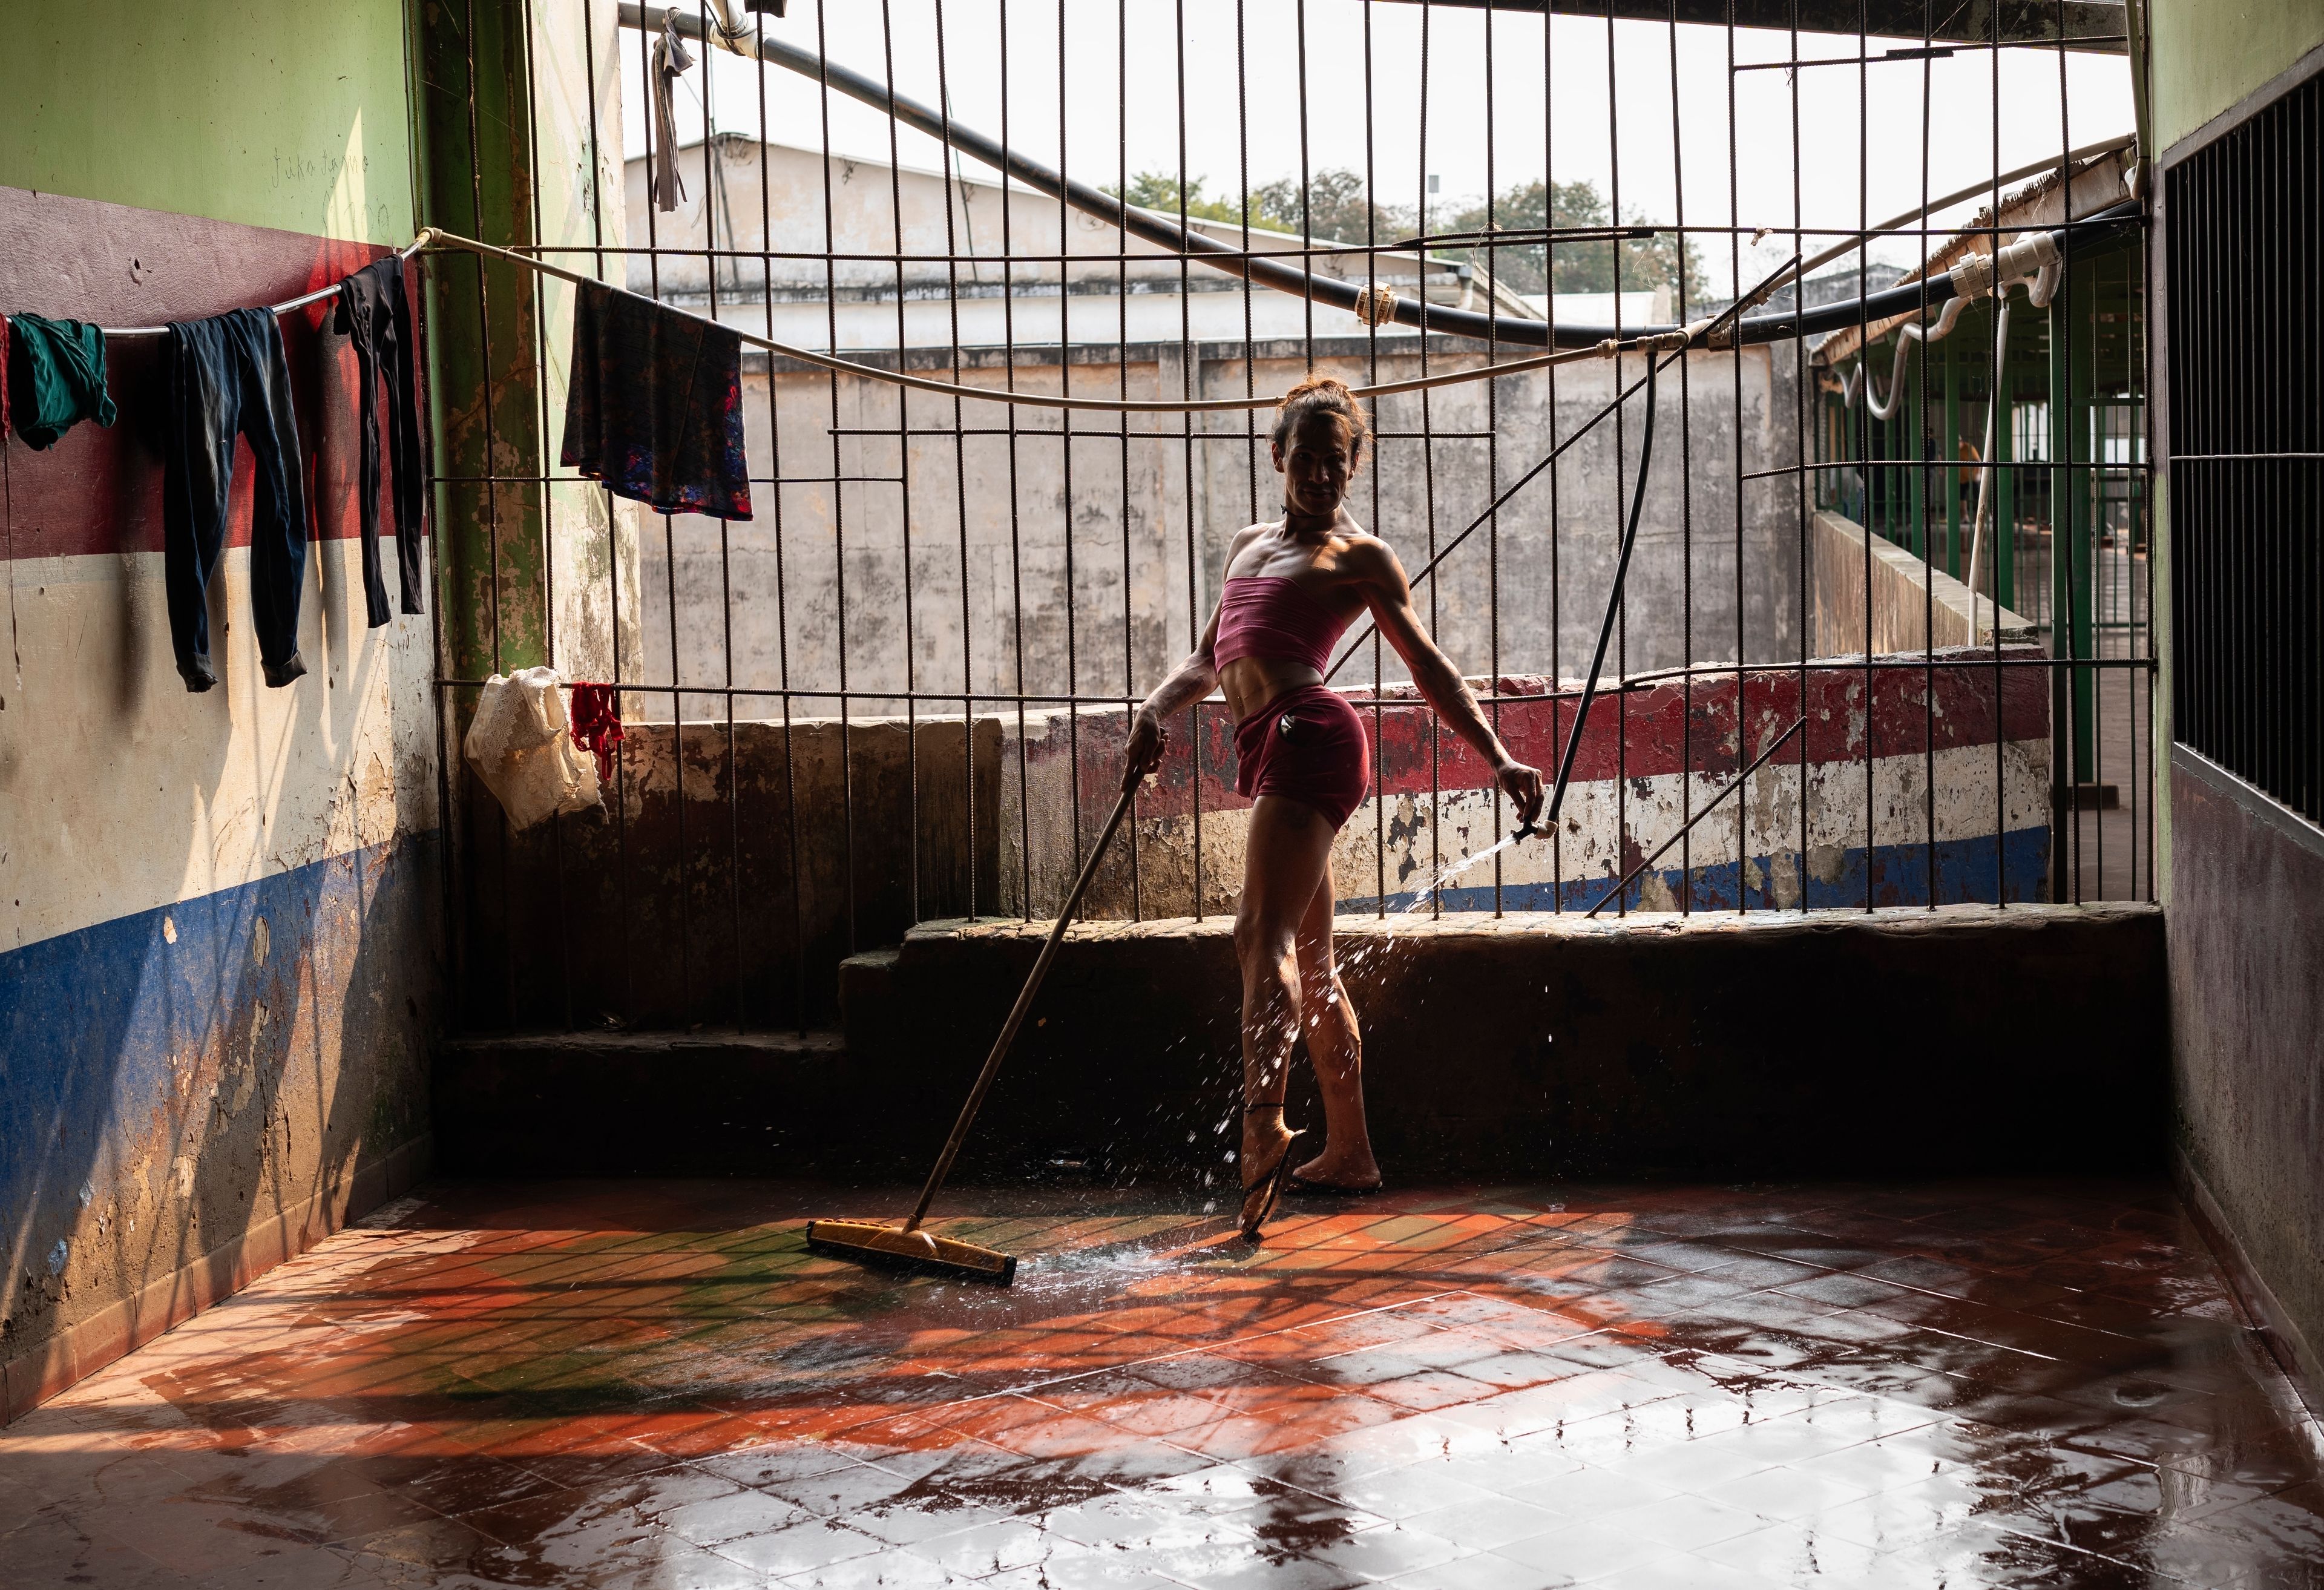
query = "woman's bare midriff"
(1218, 654, 1324, 723)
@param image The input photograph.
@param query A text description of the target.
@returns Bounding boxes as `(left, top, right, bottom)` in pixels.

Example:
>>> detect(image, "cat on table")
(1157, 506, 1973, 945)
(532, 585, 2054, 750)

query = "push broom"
(805, 766, 1146, 1285)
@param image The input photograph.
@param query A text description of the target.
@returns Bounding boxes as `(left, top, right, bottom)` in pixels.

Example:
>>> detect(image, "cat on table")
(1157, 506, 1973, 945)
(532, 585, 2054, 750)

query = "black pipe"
(1519, 357, 1661, 846)
(623, 7, 2139, 352)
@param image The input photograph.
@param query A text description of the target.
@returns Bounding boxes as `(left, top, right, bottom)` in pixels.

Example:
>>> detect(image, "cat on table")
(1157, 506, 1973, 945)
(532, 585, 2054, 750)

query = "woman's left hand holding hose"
(1495, 755, 1546, 829)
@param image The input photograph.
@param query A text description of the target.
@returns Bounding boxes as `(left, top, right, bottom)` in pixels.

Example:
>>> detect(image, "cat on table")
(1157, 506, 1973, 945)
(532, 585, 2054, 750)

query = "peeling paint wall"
(464, 636, 2048, 1036)
(999, 660, 2052, 921)
(0, 8, 441, 1420)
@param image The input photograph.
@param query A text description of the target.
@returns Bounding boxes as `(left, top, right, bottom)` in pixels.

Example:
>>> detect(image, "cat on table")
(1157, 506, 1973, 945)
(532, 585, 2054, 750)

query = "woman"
(1124, 376, 1546, 1238)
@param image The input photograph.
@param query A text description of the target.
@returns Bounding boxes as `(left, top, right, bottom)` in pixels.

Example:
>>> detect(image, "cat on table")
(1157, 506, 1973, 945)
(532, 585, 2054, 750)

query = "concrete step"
(851, 903, 2170, 1181)
(838, 948, 900, 1058)
(435, 1028, 859, 1176)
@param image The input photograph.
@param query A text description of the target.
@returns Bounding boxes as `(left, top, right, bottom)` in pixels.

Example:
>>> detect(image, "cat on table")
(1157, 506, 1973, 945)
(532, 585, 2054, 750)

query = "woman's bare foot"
(1239, 1107, 1302, 1235)
(1292, 1146, 1383, 1192)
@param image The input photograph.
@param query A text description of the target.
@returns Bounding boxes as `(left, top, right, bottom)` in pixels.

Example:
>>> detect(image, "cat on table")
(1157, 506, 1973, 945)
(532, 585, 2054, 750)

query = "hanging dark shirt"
(559, 281, 752, 521)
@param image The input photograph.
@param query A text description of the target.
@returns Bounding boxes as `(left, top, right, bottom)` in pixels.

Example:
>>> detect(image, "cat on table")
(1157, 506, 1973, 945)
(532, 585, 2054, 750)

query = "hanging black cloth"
(334, 255, 425, 625)
(560, 280, 752, 521)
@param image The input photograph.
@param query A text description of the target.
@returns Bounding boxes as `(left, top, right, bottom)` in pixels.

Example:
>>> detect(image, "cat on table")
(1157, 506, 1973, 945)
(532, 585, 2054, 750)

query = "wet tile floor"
(4, 1179, 2322, 1589)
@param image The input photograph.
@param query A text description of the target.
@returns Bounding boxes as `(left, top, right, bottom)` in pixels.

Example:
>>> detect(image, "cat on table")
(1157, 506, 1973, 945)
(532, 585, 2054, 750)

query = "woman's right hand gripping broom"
(1123, 707, 1169, 793)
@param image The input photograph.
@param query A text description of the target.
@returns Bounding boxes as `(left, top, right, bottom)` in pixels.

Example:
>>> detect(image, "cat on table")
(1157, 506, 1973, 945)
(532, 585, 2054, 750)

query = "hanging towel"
(560, 280, 752, 519)
(334, 255, 427, 625)
(568, 683, 626, 782)
(6, 312, 116, 450)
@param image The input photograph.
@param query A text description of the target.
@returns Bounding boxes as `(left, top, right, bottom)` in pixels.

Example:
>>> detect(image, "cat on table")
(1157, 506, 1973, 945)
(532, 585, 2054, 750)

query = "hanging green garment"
(6, 312, 117, 450)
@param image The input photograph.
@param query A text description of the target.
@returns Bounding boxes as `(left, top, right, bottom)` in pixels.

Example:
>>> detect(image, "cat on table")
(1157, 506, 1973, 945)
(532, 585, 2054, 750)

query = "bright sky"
(623, 0, 2134, 297)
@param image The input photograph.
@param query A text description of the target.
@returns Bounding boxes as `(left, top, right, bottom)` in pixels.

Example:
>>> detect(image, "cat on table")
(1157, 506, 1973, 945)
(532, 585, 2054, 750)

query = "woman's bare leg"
(1292, 872, 1382, 1189)
(1235, 795, 1339, 1217)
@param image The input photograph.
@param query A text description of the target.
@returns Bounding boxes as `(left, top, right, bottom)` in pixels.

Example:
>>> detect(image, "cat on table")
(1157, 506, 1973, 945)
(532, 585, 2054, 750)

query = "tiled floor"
(4, 1179, 2321, 1588)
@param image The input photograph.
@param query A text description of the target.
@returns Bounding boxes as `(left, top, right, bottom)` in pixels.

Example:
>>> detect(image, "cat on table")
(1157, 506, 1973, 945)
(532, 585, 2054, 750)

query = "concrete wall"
(2152, 0, 2324, 152)
(2153, 3, 2324, 1418)
(2168, 752, 2324, 1404)
(634, 337, 1806, 720)
(0, 5, 413, 246)
(833, 904, 2167, 1183)
(1002, 663, 2052, 922)
(1810, 510, 2038, 657)
(439, 903, 2168, 1181)
(459, 716, 999, 1034)
(481, 638, 2048, 1034)
(624, 134, 1524, 352)
(0, 7, 439, 1420)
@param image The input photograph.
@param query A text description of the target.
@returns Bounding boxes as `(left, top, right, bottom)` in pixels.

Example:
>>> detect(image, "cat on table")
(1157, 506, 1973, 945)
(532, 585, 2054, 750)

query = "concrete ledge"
(1, 1134, 431, 1427)
(435, 1031, 848, 1177)
(1813, 509, 2038, 653)
(869, 903, 2168, 1180)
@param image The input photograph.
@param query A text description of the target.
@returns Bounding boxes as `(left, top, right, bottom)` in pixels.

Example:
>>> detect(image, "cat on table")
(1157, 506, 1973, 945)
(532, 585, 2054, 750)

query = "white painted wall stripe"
(1, 540, 438, 950)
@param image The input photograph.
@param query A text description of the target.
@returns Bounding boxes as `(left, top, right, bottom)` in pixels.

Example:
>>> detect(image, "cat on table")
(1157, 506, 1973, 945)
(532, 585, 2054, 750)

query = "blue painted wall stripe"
(1340, 829, 2051, 916)
(1, 838, 433, 1325)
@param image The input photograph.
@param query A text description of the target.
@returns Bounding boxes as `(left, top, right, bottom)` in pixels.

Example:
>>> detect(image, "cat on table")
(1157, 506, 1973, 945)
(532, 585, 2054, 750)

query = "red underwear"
(1234, 684, 1372, 829)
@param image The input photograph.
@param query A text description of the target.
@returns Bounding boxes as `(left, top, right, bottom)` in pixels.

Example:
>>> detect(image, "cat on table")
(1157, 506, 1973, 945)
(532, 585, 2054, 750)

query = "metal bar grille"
(2167, 69, 2322, 827)
(419, 0, 2153, 1037)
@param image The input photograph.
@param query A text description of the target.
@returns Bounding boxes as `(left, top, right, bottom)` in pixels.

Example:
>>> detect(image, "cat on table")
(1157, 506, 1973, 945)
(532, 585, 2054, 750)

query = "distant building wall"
(622, 133, 1527, 351)
(631, 335, 1807, 726)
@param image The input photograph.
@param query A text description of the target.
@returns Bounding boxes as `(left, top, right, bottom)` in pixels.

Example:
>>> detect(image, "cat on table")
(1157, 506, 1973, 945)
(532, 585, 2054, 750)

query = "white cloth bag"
(462, 666, 602, 829)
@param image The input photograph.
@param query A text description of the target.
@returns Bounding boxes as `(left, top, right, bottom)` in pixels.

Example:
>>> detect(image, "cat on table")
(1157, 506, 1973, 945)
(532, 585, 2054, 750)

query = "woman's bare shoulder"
(1334, 526, 1405, 576)
(1221, 521, 1277, 576)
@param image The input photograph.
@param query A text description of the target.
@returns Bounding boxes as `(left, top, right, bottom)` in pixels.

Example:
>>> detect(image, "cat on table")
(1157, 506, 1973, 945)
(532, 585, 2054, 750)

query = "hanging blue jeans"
(163, 308, 307, 692)
(334, 257, 425, 626)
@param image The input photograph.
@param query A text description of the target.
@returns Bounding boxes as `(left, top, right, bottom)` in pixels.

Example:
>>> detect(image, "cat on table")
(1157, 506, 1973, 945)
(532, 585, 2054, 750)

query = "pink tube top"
(1213, 575, 1353, 674)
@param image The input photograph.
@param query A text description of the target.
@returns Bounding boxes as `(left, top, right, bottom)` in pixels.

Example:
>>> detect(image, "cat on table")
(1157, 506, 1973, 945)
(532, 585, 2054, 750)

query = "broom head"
(804, 1219, 1017, 1285)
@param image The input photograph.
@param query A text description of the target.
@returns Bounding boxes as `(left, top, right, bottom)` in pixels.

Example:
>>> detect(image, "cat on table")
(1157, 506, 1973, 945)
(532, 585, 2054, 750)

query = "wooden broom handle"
(905, 778, 1141, 1232)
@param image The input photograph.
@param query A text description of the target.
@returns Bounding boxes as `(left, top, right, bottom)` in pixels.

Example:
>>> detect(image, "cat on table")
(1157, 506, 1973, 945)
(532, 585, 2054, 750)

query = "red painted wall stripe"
(1057, 656, 2050, 818)
(1, 185, 418, 562)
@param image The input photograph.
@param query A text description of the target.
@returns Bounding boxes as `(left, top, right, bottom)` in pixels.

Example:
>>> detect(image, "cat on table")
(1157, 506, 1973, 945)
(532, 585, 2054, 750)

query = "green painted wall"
(0, 2, 412, 244)
(2151, 0, 2324, 151)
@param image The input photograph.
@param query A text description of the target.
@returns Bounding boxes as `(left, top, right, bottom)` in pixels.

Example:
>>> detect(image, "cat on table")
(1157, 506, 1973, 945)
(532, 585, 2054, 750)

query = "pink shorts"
(1233, 685, 1372, 829)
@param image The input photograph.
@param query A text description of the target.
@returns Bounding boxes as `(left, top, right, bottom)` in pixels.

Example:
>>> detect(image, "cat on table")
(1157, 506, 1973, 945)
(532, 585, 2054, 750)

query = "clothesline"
(420, 228, 1699, 415)
(96, 234, 435, 338)
(79, 223, 1712, 413)
(65, 218, 1728, 417)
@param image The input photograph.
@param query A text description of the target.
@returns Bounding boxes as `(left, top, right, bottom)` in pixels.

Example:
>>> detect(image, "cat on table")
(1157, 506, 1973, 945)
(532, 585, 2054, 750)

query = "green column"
(414, 0, 548, 682)
(2048, 266, 2097, 784)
